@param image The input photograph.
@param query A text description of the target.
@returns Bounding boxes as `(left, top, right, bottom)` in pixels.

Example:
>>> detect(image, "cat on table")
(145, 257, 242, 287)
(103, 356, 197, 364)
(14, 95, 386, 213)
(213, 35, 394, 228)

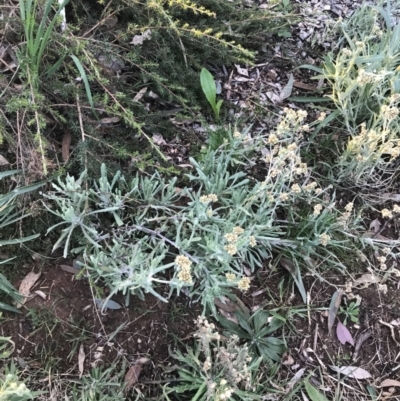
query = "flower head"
(237, 277, 251, 291)
(224, 244, 237, 256)
(319, 233, 330, 246)
(199, 194, 218, 204)
(226, 273, 236, 281)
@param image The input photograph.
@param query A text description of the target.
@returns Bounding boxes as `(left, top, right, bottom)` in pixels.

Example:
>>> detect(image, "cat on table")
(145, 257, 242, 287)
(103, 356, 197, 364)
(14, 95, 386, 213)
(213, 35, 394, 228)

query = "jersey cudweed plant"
(44, 111, 367, 312)
(316, 2, 400, 193)
(163, 316, 263, 401)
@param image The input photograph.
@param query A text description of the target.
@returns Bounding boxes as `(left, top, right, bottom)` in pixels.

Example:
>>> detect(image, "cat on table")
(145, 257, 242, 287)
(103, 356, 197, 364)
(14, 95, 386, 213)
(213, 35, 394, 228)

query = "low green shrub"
(45, 111, 368, 312)
(1, 0, 295, 176)
(311, 1, 400, 193)
(163, 316, 264, 401)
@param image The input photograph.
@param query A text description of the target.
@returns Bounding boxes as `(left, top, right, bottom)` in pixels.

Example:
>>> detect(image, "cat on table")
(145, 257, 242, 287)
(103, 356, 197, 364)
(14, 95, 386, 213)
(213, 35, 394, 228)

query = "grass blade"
(70, 55, 98, 119)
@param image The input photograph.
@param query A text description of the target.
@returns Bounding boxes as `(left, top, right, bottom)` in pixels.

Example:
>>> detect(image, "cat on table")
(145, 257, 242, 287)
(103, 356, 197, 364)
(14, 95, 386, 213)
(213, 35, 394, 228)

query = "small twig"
(313, 323, 318, 352)
(140, 378, 181, 384)
(76, 94, 89, 211)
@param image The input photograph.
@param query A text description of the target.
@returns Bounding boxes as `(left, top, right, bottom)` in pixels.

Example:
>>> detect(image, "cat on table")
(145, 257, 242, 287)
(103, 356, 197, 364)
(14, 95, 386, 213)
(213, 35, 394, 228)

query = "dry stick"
(313, 323, 319, 352)
(76, 94, 89, 211)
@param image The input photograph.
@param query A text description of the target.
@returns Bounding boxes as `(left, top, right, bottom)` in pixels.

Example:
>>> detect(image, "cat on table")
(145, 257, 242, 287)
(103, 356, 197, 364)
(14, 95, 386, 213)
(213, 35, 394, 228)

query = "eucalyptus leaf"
(94, 299, 122, 310)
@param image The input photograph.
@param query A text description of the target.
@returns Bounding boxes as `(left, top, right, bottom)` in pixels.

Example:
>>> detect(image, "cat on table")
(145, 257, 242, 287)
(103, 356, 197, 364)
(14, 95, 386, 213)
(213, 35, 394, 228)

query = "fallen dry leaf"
(353, 273, 381, 287)
(100, 116, 121, 124)
(281, 352, 294, 366)
(379, 379, 400, 387)
(369, 218, 381, 232)
(293, 81, 317, 91)
(329, 365, 371, 379)
(61, 131, 72, 162)
(34, 290, 47, 300)
(336, 320, 354, 346)
(235, 64, 249, 76)
(152, 134, 166, 146)
(78, 344, 85, 378)
(17, 272, 41, 308)
(60, 264, 80, 275)
(133, 87, 147, 102)
(328, 289, 343, 335)
(0, 154, 10, 166)
(124, 357, 149, 391)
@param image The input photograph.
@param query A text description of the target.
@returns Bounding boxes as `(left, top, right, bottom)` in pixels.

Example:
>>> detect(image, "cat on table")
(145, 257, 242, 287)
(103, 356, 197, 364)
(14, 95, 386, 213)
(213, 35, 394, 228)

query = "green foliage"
(304, 380, 329, 401)
(18, 0, 69, 90)
(44, 116, 368, 313)
(0, 170, 44, 313)
(0, 362, 38, 400)
(0, 336, 15, 360)
(69, 366, 126, 401)
(2, 0, 294, 177)
(315, 1, 400, 191)
(200, 68, 223, 120)
(218, 304, 286, 364)
(339, 299, 360, 325)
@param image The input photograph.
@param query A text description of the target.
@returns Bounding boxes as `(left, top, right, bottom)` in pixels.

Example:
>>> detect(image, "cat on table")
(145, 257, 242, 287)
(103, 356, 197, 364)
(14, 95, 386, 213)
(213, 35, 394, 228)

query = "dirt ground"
(3, 257, 399, 397)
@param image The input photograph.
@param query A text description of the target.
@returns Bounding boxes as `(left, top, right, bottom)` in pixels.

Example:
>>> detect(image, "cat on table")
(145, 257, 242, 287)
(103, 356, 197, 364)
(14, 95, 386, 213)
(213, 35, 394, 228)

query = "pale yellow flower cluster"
(376, 255, 387, 270)
(319, 233, 330, 246)
(341, 48, 353, 57)
(346, 122, 400, 163)
(237, 277, 251, 291)
(381, 105, 399, 120)
(249, 236, 257, 247)
(199, 193, 218, 204)
(216, 385, 234, 401)
(194, 316, 221, 348)
(276, 108, 308, 136)
(224, 226, 245, 255)
(203, 356, 212, 371)
(356, 69, 383, 85)
(372, 25, 384, 38)
(175, 255, 193, 284)
(390, 94, 400, 103)
(279, 192, 289, 201)
(224, 244, 237, 255)
(337, 202, 353, 227)
(313, 204, 323, 216)
(224, 233, 238, 243)
(232, 226, 244, 235)
(226, 273, 236, 281)
(304, 181, 317, 192)
(291, 183, 301, 194)
(381, 204, 400, 219)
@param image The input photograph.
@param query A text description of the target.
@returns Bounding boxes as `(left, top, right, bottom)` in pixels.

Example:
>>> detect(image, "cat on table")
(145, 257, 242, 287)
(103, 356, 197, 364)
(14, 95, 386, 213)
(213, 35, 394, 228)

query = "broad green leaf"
(297, 64, 323, 74)
(0, 302, 21, 314)
(304, 380, 329, 401)
(71, 54, 98, 119)
(200, 68, 217, 108)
